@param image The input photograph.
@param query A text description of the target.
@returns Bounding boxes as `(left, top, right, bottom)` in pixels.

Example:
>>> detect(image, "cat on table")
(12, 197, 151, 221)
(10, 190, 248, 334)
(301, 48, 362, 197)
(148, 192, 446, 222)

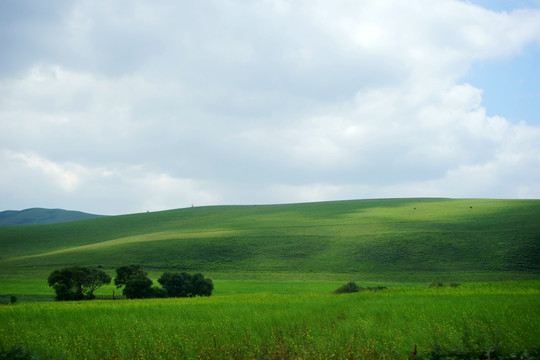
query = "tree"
(48, 266, 111, 301)
(152, 286, 168, 298)
(158, 272, 213, 297)
(48, 266, 88, 300)
(122, 273, 154, 299)
(157, 272, 191, 297)
(114, 265, 146, 288)
(114, 265, 157, 299)
(191, 273, 214, 297)
(85, 268, 113, 299)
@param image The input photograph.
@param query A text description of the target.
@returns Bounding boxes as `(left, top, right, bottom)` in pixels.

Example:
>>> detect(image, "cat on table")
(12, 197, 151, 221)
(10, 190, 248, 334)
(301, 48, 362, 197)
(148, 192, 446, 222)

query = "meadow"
(1, 199, 539, 282)
(1, 199, 539, 359)
(1, 281, 539, 359)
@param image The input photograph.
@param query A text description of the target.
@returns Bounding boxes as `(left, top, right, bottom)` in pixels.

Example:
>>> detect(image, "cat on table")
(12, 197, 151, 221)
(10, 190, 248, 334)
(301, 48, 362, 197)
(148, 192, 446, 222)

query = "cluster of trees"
(47, 265, 213, 301)
(114, 265, 213, 299)
(47, 266, 112, 301)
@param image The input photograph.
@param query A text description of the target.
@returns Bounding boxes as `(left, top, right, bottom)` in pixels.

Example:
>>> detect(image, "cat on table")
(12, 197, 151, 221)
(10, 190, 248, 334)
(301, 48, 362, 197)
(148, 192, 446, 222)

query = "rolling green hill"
(0, 208, 104, 226)
(0, 198, 539, 281)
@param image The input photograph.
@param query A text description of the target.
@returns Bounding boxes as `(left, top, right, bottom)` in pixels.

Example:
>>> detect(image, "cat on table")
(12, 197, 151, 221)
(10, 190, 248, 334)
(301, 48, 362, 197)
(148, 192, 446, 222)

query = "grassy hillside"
(0, 198, 539, 281)
(0, 208, 104, 226)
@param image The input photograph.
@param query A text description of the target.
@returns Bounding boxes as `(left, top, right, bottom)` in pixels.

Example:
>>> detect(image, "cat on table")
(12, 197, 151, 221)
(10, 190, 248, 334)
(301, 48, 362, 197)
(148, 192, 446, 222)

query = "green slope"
(0, 198, 539, 281)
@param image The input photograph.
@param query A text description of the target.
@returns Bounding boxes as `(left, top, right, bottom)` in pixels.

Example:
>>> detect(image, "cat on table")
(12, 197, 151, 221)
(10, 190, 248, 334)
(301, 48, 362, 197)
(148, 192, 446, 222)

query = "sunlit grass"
(1, 281, 539, 359)
(1, 199, 539, 281)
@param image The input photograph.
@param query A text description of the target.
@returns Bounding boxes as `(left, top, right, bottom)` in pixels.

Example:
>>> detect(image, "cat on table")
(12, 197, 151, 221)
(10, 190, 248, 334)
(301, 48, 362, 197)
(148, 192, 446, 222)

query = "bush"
(0, 344, 38, 359)
(333, 281, 362, 294)
(428, 282, 461, 288)
(365, 286, 388, 291)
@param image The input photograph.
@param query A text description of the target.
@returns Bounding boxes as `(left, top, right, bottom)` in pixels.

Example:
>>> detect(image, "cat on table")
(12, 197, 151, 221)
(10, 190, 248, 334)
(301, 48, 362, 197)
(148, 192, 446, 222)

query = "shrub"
(428, 282, 444, 288)
(365, 286, 388, 291)
(333, 281, 362, 294)
(0, 344, 38, 360)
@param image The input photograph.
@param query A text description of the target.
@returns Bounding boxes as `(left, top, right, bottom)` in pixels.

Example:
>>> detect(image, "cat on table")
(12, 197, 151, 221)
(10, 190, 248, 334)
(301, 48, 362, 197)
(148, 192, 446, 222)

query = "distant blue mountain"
(0, 208, 105, 226)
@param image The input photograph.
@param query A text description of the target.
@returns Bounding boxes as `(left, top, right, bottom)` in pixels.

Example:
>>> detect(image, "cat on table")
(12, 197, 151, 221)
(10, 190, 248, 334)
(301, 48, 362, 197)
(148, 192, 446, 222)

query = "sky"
(1, 0, 540, 215)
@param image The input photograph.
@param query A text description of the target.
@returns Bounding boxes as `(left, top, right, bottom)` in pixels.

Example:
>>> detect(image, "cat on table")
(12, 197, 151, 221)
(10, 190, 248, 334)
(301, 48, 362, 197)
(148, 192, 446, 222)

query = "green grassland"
(0, 279, 348, 302)
(1, 198, 539, 285)
(1, 281, 539, 359)
(1, 199, 539, 359)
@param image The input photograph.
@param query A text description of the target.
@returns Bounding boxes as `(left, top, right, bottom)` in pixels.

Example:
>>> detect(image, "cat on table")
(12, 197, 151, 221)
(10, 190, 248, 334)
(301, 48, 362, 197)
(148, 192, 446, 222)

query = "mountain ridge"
(0, 208, 105, 226)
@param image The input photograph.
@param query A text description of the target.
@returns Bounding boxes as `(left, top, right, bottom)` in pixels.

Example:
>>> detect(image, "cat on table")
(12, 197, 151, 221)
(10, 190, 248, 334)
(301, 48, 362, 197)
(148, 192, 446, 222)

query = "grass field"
(1, 281, 539, 359)
(1, 199, 539, 359)
(1, 198, 539, 283)
(0, 279, 347, 302)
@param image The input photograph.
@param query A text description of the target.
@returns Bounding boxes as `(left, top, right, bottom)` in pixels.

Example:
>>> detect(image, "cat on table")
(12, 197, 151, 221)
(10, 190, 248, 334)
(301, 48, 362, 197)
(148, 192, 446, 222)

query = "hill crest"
(0, 198, 538, 281)
(0, 208, 105, 226)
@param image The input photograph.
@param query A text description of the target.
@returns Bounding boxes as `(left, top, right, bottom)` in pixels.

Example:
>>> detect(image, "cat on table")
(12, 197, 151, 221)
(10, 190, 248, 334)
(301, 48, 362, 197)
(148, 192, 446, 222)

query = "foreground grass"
(0, 279, 347, 302)
(1, 281, 538, 359)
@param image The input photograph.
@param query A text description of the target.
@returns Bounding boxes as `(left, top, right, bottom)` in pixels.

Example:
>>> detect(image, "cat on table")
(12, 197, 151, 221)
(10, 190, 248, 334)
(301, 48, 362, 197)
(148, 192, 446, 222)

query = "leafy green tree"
(157, 272, 191, 297)
(191, 273, 214, 297)
(52, 282, 75, 301)
(158, 272, 213, 297)
(152, 286, 168, 298)
(85, 268, 113, 299)
(122, 273, 154, 299)
(48, 266, 111, 301)
(48, 266, 87, 300)
(115, 265, 157, 299)
(114, 265, 146, 288)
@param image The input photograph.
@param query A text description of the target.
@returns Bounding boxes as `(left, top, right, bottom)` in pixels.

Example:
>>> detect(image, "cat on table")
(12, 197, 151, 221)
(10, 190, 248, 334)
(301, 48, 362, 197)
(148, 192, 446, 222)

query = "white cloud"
(0, 150, 219, 214)
(129, 172, 220, 212)
(1, 0, 540, 214)
(3, 151, 81, 192)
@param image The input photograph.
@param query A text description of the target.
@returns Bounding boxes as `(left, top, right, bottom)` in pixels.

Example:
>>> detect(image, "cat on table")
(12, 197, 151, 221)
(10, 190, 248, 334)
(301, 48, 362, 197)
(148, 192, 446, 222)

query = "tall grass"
(1, 281, 538, 359)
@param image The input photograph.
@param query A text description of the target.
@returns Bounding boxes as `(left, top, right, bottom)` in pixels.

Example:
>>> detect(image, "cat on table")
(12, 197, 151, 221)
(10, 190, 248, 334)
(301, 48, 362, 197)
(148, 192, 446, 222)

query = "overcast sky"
(1, 0, 540, 215)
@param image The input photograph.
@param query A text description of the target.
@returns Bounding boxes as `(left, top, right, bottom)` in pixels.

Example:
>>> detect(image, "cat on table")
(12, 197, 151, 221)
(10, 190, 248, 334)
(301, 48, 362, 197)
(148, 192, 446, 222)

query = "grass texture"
(1, 198, 539, 282)
(1, 281, 538, 359)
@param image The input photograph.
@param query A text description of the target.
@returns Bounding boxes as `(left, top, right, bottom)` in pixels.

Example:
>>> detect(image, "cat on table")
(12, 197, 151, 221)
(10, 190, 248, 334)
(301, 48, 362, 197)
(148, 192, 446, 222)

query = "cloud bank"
(1, 0, 540, 214)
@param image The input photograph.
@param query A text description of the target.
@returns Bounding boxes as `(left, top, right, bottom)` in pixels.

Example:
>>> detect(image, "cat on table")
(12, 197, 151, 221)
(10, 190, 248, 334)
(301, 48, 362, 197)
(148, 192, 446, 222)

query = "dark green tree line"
(48, 265, 213, 300)
(158, 272, 213, 297)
